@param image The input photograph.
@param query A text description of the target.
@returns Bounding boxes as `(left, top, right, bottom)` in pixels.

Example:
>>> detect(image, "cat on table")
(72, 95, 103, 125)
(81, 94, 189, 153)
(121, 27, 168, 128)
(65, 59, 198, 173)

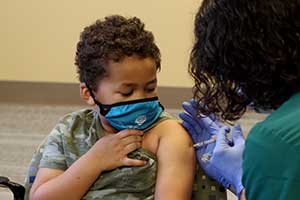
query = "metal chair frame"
(0, 176, 25, 200)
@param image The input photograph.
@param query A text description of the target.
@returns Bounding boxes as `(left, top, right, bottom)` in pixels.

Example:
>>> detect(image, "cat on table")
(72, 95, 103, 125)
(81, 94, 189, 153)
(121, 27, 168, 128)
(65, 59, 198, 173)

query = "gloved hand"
(179, 100, 245, 197)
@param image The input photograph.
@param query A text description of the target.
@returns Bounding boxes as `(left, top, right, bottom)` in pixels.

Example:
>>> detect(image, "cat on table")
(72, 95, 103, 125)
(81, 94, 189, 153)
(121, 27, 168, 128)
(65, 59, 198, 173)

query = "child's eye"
(120, 90, 133, 96)
(146, 88, 156, 92)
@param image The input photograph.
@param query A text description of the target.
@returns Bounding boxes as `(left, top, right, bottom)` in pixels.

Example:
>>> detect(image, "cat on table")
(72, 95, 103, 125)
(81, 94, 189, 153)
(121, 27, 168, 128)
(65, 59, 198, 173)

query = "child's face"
(94, 55, 158, 105)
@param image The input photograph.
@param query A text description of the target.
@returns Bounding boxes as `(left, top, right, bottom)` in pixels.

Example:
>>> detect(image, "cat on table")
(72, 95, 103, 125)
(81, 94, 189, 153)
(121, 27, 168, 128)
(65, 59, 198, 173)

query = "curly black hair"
(190, 0, 300, 121)
(75, 15, 161, 91)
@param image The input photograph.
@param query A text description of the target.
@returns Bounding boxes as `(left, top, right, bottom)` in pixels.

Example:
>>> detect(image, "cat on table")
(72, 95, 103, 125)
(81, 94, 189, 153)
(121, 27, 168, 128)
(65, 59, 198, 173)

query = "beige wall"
(0, 0, 200, 87)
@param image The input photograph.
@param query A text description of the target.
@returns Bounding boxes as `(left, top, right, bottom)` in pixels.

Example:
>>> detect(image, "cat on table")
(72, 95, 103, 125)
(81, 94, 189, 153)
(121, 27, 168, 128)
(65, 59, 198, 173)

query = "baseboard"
(0, 81, 193, 109)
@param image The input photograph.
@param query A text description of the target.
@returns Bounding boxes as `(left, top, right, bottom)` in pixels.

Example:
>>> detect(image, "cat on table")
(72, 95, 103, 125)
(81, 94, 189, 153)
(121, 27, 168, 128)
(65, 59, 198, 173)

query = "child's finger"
(123, 142, 142, 154)
(117, 129, 143, 139)
(123, 157, 147, 167)
(121, 135, 143, 146)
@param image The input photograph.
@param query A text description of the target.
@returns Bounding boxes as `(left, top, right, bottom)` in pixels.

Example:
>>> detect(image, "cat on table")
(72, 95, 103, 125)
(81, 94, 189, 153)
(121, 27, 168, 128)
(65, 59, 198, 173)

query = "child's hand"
(88, 129, 146, 171)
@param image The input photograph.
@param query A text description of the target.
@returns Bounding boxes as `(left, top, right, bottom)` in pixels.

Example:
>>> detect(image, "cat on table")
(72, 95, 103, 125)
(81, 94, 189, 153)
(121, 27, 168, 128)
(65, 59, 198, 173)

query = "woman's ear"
(79, 83, 95, 106)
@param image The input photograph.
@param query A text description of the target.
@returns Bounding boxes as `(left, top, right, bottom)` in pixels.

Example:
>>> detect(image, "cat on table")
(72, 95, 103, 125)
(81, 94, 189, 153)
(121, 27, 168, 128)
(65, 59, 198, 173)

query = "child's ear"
(79, 83, 95, 106)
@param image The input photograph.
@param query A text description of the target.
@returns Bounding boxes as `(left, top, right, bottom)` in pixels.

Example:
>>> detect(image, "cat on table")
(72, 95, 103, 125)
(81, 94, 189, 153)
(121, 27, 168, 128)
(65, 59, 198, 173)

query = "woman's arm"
(154, 120, 195, 200)
(180, 101, 245, 197)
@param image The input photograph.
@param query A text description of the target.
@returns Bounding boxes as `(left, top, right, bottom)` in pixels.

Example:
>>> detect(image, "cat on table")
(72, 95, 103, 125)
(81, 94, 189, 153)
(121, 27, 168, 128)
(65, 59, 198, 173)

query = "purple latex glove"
(179, 100, 245, 197)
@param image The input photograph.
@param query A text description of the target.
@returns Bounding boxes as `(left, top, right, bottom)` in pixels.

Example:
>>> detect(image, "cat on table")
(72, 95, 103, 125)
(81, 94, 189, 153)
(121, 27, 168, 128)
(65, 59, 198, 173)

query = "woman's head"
(190, 0, 300, 121)
(75, 15, 161, 94)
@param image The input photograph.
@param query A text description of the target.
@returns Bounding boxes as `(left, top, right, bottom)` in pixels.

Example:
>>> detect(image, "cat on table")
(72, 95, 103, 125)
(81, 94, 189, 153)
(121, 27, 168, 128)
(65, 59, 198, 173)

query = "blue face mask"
(90, 94, 164, 131)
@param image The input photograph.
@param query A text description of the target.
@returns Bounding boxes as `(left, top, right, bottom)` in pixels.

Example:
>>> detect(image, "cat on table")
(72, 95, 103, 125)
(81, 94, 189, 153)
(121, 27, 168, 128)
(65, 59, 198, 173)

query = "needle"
(193, 136, 216, 148)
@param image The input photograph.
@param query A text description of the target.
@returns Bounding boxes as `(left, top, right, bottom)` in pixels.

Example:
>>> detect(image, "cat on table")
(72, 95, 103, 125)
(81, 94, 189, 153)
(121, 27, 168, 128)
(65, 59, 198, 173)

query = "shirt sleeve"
(39, 122, 67, 170)
(242, 125, 300, 200)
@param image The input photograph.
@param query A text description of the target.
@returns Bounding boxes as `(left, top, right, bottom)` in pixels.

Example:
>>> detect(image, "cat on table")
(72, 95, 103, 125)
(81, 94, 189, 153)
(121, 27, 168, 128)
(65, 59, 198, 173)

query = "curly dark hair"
(190, 0, 300, 121)
(75, 15, 161, 91)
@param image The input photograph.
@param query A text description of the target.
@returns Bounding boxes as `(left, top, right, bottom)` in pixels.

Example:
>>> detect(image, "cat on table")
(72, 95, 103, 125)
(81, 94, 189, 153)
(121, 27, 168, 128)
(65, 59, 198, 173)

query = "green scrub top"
(242, 93, 300, 200)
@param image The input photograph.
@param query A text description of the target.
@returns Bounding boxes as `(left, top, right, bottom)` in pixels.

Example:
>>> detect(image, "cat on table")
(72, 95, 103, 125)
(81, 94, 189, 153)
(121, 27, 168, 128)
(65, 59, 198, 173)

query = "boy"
(26, 15, 195, 200)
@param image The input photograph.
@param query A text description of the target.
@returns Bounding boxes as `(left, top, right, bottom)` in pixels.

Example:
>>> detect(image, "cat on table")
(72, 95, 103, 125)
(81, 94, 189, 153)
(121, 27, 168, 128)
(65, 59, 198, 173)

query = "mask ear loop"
(86, 85, 111, 116)
(158, 102, 165, 111)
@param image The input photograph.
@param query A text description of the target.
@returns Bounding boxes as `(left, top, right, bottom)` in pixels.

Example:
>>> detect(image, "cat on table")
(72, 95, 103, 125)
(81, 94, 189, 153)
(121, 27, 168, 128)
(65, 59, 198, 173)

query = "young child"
(25, 15, 195, 200)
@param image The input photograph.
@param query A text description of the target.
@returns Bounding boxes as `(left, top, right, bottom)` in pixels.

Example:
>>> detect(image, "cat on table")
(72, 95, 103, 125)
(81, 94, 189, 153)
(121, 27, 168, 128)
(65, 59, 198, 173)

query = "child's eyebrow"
(146, 79, 157, 86)
(119, 79, 157, 87)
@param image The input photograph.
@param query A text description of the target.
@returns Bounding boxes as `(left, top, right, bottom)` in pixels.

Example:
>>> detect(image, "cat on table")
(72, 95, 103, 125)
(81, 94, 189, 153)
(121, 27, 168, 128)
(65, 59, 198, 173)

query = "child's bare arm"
(29, 152, 103, 200)
(29, 129, 145, 200)
(154, 120, 195, 200)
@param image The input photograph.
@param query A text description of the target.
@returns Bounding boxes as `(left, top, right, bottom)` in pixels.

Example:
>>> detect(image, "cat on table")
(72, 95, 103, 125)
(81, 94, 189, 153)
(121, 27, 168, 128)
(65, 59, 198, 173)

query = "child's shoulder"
(153, 111, 178, 126)
(143, 112, 191, 155)
(148, 112, 193, 157)
(152, 112, 191, 142)
(58, 108, 95, 124)
(61, 108, 94, 118)
(51, 108, 96, 136)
